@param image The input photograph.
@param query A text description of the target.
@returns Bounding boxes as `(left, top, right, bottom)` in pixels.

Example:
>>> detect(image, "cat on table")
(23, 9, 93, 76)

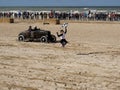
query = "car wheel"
(40, 36, 48, 43)
(18, 35, 25, 41)
(51, 35, 56, 42)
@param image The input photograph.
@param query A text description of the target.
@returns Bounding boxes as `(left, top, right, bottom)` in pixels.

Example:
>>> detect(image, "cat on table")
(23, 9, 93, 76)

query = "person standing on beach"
(56, 23, 68, 47)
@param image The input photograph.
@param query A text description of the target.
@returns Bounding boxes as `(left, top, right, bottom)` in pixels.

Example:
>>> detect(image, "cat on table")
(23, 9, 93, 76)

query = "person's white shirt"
(60, 33, 66, 39)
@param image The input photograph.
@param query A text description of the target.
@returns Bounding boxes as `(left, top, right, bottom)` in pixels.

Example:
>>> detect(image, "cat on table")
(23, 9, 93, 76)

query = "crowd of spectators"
(0, 10, 120, 21)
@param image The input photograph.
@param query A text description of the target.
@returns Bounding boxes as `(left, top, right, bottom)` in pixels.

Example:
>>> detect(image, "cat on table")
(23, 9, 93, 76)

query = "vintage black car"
(18, 28, 56, 43)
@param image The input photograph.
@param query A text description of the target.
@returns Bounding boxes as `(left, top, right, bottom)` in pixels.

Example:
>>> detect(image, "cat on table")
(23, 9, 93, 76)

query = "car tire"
(18, 35, 25, 41)
(40, 36, 48, 43)
(51, 35, 56, 42)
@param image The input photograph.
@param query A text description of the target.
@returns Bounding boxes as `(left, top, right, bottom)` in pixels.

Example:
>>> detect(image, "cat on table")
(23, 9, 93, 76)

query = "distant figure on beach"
(57, 23, 68, 47)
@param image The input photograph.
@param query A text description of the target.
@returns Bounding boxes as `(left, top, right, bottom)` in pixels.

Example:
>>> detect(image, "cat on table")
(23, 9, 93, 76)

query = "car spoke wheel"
(51, 35, 56, 42)
(18, 35, 25, 41)
(40, 36, 47, 43)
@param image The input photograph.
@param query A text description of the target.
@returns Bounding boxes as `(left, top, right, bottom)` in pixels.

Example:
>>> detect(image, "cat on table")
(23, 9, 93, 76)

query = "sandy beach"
(0, 22, 120, 90)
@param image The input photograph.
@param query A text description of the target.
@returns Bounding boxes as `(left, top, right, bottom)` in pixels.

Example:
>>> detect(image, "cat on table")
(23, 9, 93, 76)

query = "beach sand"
(0, 22, 120, 90)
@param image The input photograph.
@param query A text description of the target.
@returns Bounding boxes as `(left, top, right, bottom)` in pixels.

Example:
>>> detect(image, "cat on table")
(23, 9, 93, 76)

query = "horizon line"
(0, 6, 120, 7)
